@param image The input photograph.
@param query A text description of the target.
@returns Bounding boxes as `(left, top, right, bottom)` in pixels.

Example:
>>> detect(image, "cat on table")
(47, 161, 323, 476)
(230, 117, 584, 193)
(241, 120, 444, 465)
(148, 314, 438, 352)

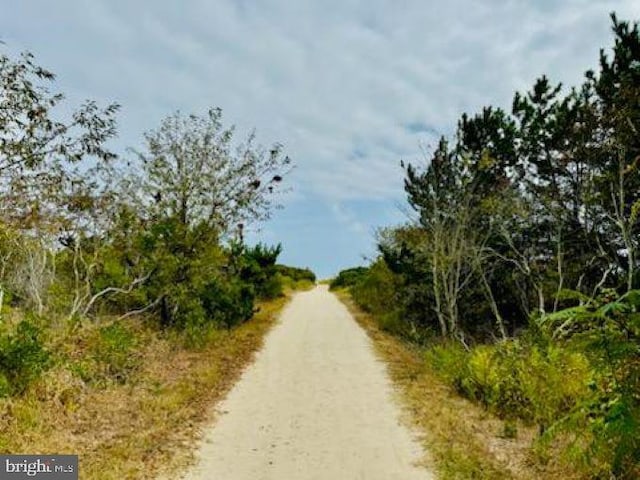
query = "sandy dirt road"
(183, 285, 433, 480)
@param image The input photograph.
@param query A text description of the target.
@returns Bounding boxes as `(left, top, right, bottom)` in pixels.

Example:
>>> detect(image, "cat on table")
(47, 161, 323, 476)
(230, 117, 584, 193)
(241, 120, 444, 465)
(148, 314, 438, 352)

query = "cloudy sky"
(2, 0, 639, 278)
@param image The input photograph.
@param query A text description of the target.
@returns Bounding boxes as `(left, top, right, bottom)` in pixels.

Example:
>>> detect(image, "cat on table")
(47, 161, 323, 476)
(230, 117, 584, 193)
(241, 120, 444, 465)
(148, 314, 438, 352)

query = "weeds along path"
(182, 285, 432, 480)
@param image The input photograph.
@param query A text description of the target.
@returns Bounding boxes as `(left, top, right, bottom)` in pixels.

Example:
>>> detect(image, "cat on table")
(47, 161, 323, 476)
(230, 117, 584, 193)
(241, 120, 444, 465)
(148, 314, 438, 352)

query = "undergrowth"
(0, 295, 291, 479)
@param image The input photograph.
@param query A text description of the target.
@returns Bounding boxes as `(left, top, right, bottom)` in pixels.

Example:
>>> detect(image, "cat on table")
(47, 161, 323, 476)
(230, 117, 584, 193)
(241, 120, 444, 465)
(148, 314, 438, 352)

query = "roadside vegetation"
(333, 14, 640, 479)
(0, 46, 314, 477)
(0, 296, 295, 479)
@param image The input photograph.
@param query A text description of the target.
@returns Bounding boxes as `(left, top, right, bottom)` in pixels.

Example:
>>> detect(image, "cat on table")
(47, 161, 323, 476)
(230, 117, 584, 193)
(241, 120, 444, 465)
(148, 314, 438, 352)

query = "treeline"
(336, 14, 639, 478)
(0, 49, 311, 397)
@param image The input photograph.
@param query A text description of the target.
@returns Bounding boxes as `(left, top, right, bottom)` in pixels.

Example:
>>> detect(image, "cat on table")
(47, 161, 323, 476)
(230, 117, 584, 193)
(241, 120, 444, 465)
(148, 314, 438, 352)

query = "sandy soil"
(182, 285, 433, 480)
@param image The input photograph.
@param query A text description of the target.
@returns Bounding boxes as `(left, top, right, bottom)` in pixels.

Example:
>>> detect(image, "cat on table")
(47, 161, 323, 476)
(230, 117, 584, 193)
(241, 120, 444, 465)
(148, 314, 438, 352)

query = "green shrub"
(425, 341, 469, 386)
(461, 345, 504, 409)
(201, 278, 255, 330)
(0, 320, 51, 395)
(377, 310, 431, 344)
(351, 261, 396, 314)
(265, 266, 316, 294)
(516, 344, 591, 432)
(539, 290, 640, 478)
(94, 323, 140, 384)
(240, 243, 283, 300)
(274, 265, 316, 283)
(426, 293, 640, 478)
(259, 273, 284, 300)
(329, 267, 368, 290)
(293, 279, 315, 290)
(377, 311, 405, 336)
(72, 322, 140, 386)
(427, 340, 592, 429)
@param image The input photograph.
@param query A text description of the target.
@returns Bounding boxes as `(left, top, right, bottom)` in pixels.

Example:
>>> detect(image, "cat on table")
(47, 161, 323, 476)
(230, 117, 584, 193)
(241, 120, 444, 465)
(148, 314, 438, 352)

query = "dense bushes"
(0, 49, 314, 401)
(347, 15, 640, 343)
(239, 243, 284, 301)
(426, 341, 592, 430)
(0, 320, 51, 396)
(274, 265, 315, 282)
(346, 265, 640, 476)
(345, 260, 431, 343)
(0, 48, 293, 330)
(200, 277, 255, 330)
(335, 14, 640, 478)
(68, 322, 141, 386)
(0, 235, 309, 394)
(345, 259, 640, 475)
(329, 267, 368, 290)
(539, 290, 640, 477)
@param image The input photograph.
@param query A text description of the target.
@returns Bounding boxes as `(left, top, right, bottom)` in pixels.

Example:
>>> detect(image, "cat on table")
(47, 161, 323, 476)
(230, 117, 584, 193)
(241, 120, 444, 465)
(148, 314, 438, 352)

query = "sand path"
(183, 285, 433, 480)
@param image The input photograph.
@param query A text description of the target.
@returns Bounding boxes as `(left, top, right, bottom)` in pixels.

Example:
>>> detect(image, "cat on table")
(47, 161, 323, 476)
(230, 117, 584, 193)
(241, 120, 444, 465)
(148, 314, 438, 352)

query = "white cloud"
(330, 202, 367, 235)
(2, 0, 639, 275)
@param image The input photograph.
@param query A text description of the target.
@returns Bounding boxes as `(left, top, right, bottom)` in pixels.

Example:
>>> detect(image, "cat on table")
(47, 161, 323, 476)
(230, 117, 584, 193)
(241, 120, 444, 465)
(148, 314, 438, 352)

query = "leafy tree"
(0, 50, 120, 316)
(131, 108, 291, 236)
(0, 51, 119, 231)
(111, 109, 292, 327)
(239, 243, 283, 300)
(396, 14, 640, 341)
(343, 13, 640, 477)
(587, 15, 640, 292)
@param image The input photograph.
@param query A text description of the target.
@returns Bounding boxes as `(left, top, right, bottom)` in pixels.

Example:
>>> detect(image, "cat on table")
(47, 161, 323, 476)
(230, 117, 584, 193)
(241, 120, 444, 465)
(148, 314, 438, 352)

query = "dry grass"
(336, 291, 576, 480)
(0, 295, 290, 479)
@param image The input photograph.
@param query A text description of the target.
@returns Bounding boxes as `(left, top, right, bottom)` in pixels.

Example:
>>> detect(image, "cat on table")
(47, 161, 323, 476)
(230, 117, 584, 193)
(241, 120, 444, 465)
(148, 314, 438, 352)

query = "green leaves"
(0, 320, 51, 395)
(0, 50, 120, 233)
(535, 291, 640, 477)
(355, 13, 640, 477)
(131, 108, 291, 237)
